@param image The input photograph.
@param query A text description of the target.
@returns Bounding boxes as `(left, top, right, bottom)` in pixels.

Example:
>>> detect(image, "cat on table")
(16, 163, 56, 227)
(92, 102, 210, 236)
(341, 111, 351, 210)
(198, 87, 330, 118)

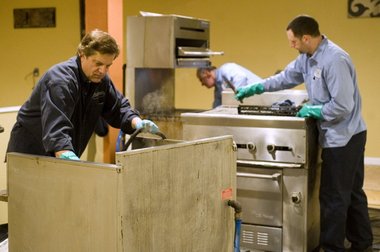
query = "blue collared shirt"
(262, 37, 366, 148)
(214, 63, 262, 108)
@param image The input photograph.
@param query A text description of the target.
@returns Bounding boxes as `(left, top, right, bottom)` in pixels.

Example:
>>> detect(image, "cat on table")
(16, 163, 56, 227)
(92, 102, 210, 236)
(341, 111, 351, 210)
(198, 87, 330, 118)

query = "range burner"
(238, 102, 301, 116)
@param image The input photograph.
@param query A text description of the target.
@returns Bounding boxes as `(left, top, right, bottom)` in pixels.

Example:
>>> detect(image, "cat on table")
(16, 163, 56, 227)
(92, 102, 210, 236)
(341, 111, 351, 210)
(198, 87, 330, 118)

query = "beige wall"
(0, 0, 81, 107)
(0, 0, 80, 224)
(124, 0, 380, 158)
(0, 108, 19, 224)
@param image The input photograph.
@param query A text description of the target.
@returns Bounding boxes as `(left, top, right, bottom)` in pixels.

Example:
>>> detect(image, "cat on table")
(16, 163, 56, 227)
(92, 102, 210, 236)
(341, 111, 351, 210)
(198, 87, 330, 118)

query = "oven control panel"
(183, 124, 308, 163)
(181, 109, 319, 164)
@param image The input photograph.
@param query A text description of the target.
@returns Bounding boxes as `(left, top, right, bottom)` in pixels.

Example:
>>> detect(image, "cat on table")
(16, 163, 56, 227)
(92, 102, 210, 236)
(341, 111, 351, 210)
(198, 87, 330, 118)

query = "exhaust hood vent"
(127, 14, 223, 68)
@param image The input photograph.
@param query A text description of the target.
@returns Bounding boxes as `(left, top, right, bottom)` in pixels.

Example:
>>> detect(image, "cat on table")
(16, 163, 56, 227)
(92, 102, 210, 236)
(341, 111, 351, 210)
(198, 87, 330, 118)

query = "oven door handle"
(237, 172, 281, 181)
(178, 46, 224, 56)
(237, 160, 303, 169)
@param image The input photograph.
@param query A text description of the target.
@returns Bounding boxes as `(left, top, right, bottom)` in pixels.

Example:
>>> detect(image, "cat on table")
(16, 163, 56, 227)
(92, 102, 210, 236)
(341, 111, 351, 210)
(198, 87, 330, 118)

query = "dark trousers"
(320, 131, 373, 252)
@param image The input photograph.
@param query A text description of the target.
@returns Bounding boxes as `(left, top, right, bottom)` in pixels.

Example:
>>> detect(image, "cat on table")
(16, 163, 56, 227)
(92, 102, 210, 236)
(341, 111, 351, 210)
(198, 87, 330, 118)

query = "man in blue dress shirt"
(235, 15, 373, 252)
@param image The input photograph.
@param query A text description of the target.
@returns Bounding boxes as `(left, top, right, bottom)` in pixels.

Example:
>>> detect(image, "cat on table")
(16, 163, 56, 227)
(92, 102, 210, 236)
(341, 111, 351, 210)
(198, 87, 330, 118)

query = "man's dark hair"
(77, 29, 120, 58)
(196, 66, 217, 80)
(286, 15, 320, 38)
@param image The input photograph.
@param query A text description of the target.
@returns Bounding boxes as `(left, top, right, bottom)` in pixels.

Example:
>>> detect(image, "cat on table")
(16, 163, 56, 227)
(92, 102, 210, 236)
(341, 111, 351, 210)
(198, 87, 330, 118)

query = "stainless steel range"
(181, 90, 321, 252)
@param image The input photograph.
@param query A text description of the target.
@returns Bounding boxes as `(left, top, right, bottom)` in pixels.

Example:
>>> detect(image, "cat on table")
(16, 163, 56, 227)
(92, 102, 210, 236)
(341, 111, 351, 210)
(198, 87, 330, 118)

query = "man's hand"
(58, 151, 80, 160)
(234, 83, 265, 101)
(296, 104, 323, 119)
(135, 119, 159, 134)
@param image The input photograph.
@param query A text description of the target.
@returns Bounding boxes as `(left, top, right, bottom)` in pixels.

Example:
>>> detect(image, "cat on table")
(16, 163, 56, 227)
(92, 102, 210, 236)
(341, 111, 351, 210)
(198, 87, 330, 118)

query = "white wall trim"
(0, 106, 20, 113)
(365, 157, 380, 166)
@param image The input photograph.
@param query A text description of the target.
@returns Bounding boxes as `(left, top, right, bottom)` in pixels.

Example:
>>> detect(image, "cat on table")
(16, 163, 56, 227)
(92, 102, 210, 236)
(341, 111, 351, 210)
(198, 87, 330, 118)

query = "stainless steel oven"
(181, 90, 321, 251)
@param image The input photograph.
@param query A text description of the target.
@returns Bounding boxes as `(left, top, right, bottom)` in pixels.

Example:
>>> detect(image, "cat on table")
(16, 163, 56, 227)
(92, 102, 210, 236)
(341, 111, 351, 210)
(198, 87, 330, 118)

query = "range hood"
(127, 14, 223, 68)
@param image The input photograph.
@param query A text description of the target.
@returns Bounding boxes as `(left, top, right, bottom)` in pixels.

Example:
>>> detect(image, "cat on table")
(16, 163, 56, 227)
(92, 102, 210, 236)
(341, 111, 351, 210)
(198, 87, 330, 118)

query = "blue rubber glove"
(234, 83, 265, 101)
(59, 151, 80, 160)
(296, 104, 323, 120)
(136, 119, 159, 134)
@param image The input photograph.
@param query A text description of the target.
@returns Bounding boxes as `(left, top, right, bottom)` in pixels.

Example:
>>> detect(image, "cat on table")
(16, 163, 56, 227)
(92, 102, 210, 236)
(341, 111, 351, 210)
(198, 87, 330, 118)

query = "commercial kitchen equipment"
(181, 90, 321, 252)
(7, 135, 236, 252)
(126, 12, 223, 139)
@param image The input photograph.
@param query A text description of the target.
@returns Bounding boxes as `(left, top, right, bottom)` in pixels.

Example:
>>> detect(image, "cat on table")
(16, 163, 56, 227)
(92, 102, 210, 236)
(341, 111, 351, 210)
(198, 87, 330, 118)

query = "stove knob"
(291, 192, 302, 204)
(267, 144, 276, 153)
(247, 142, 256, 152)
(232, 141, 238, 152)
(267, 144, 292, 153)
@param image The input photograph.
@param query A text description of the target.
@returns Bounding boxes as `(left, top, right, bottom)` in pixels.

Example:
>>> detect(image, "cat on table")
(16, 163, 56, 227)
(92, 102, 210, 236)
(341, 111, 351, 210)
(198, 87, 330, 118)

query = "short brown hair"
(196, 66, 216, 80)
(286, 15, 320, 38)
(77, 29, 120, 58)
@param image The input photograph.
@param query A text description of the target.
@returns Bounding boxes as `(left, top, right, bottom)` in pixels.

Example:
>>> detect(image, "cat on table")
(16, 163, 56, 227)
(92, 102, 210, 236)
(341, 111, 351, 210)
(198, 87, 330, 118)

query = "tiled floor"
(370, 208, 380, 249)
(364, 166, 380, 209)
(364, 165, 380, 250)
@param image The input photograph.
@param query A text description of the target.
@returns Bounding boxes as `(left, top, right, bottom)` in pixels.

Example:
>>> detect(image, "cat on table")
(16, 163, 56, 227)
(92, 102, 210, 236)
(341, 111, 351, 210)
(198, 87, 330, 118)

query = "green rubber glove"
(234, 83, 265, 101)
(296, 104, 323, 120)
(59, 151, 80, 160)
(136, 119, 159, 134)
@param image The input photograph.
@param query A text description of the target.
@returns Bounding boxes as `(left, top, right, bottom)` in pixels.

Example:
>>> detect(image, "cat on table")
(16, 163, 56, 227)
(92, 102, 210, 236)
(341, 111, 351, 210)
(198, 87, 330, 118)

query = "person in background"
(235, 15, 373, 252)
(6, 29, 159, 161)
(196, 63, 262, 108)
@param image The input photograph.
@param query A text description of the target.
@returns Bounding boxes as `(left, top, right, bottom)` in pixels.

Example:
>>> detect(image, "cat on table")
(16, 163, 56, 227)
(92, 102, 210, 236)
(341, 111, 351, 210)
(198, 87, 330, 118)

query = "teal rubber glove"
(234, 83, 265, 101)
(296, 104, 323, 120)
(136, 119, 159, 134)
(59, 151, 80, 160)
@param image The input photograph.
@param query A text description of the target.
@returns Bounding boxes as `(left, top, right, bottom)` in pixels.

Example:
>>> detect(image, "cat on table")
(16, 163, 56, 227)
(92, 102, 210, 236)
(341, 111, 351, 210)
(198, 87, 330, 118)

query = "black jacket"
(7, 56, 139, 157)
